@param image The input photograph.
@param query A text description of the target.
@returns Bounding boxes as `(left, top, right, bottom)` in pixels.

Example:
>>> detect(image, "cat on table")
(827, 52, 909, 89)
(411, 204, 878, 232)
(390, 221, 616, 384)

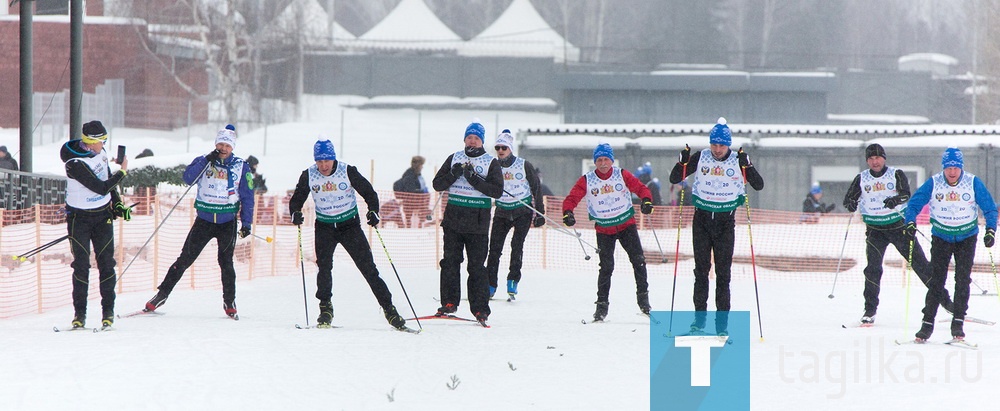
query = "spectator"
(393, 155, 430, 227)
(246, 155, 268, 194)
(0, 146, 18, 171)
(801, 182, 835, 223)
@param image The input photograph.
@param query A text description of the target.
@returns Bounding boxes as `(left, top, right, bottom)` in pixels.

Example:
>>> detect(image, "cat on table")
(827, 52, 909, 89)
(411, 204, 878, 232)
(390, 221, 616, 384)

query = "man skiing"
(61, 120, 131, 329)
(431, 120, 504, 326)
(669, 117, 764, 334)
(562, 143, 654, 322)
(288, 139, 409, 331)
(143, 125, 255, 319)
(485, 129, 545, 301)
(904, 147, 996, 342)
(842, 143, 954, 326)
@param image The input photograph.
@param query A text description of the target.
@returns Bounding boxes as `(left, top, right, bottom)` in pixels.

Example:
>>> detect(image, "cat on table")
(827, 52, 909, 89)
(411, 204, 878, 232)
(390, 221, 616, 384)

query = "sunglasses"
(494, 146, 509, 151)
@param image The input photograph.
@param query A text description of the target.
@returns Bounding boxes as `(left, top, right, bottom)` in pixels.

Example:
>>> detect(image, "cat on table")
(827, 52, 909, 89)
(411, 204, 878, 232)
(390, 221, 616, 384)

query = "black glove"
(291, 211, 304, 226)
(239, 225, 251, 239)
(533, 214, 545, 228)
(824, 203, 836, 213)
(563, 210, 575, 227)
(366, 210, 380, 227)
(112, 202, 132, 221)
(679, 145, 690, 165)
(205, 149, 221, 163)
(641, 199, 653, 215)
(450, 163, 464, 178)
(738, 147, 751, 168)
(883, 196, 901, 209)
(843, 198, 858, 213)
(986, 228, 996, 248)
(462, 163, 477, 180)
(903, 222, 916, 241)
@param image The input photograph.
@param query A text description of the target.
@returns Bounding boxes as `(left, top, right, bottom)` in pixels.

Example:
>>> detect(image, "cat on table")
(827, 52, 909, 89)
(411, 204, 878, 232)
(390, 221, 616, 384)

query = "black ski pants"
(594, 224, 648, 305)
(486, 212, 532, 289)
(922, 235, 976, 322)
(439, 228, 491, 316)
(157, 218, 238, 305)
(862, 223, 949, 316)
(67, 211, 117, 316)
(314, 220, 394, 310)
(691, 208, 735, 312)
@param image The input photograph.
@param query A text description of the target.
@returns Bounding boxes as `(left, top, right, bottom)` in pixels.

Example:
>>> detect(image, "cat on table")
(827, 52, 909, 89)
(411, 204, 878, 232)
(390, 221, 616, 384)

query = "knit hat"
(495, 129, 514, 148)
(635, 161, 652, 177)
(709, 117, 731, 146)
(810, 182, 822, 195)
(81, 120, 108, 144)
(215, 124, 237, 150)
(465, 121, 485, 144)
(865, 143, 886, 159)
(314, 139, 336, 161)
(593, 143, 615, 163)
(941, 147, 963, 169)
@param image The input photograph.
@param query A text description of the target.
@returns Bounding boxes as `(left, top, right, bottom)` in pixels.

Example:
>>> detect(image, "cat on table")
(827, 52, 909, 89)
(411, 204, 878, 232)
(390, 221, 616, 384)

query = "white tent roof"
(347, 0, 461, 51)
(461, 0, 580, 62)
(260, 0, 355, 47)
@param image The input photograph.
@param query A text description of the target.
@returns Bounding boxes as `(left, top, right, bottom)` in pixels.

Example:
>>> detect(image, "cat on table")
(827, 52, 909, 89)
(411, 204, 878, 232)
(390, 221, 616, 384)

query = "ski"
(507, 293, 516, 302)
(396, 326, 422, 334)
(639, 312, 660, 324)
(581, 319, 605, 324)
(841, 322, 875, 329)
(53, 325, 93, 333)
(93, 325, 115, 333)
(407, 314, 478, 323)
(295, 324, 343, 329)
(663, 331, 734, 345)
(118, 309, 165, 319)
(894, 338, 978, 350)
(936, 316, 995, 326)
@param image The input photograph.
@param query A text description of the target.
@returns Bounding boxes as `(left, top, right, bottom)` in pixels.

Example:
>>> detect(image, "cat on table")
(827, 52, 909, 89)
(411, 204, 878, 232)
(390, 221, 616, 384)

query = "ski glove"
(239, 225, 251, 239)
(205, 149, 221, 163)
(366, 210, 380, 227)
(883, 196, 902, 209)
(112, 202, 132, 221)
(678, 145, 690, 165)
(291, 211, 304, 226)
(903, 222, 916, 241)
(985, 228, 996, 248)
(462, 163, 478, 180)
(737, 147, 752, 168)
(450, 163, 464, 178)
(562, 210, 576, 227)
(843, 198, 858, 213)
(641, 199, 653, 214)
(533, 214, 546, 228)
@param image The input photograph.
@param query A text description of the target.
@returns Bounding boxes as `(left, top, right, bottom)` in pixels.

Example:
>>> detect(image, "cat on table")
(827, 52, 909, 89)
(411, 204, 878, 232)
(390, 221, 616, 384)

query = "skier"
(842, 143, 954, 326)
(904, 147, 997, 342)
(61, 120, 132, 328)
(562, 143, 654, 322)
(668, 117, 764, 334)
(485, 129, 545, 300)
(143, 125, 255, 319)
(431, 120, 503, 325)
(287, 139, 409, 331)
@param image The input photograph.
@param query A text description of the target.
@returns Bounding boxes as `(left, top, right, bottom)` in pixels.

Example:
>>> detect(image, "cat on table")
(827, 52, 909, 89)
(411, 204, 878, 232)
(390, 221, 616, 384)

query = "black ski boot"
(593, 301, 609, 322)
(384, 305, 406, 330)
(224, 301, 238, 320)
(101, 307, 114, 328)
(317, 301, 334, 328)
(637, 292, 650, 315)
(951, 317, 965, 339)
(915, 320, 934, 342)
(71, 313, 86, 329)
(145, 290, 168, 312)
(436, 303, 457, 316)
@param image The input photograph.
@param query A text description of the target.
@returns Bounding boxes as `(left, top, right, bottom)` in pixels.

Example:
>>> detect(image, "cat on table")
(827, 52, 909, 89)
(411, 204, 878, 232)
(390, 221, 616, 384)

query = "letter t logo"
(675, 336, 728, 386)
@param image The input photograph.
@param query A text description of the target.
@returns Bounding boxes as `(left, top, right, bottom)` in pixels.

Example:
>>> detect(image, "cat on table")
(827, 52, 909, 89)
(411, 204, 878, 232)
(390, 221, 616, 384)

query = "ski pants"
(485, 212, 532, 289)
(157, 218, 238, 305)
(691, 208, 735, 312)
(67, 211, 117, 316)
(922, 235, 976, 322)
(594, 224, 648, 305)
(314, 221, 394, 310)
(439, 228, 491, 316)
(861, 223, 949, 316)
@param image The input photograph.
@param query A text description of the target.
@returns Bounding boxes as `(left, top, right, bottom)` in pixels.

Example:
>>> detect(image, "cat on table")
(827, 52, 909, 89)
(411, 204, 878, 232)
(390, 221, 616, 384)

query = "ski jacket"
(60, 139, 125, 215)
(431, 152, 503, 235)
(562, 167, 651, 235)
(289, 161, 380, 230)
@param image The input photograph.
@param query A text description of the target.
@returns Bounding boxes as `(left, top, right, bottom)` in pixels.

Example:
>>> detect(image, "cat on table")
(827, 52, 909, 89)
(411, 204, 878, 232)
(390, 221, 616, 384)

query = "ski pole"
(827, 211, 854, 299)
(903, 237, 915, 336)
(249, 233, 274, 243)
(739, 149, 764, 341)
(297, 225, 311, 328)
(118, 162, 211, 281)
(426, 192, 442, 221)
(988, 248, 1000, 304)
(668, 160, 688, 336)
(373, 224, 422, 331)
(13, 235, 69, 261)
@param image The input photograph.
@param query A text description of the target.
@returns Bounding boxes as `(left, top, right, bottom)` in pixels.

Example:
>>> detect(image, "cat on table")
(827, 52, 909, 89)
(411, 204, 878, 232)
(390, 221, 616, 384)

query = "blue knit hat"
(635, 162, 652, 177)
(593, 143, 615, 163)
(810, 182, 822, 195)
(709, 117, 732, 146)
(465, 121, 485, 144)
(941, 147, 963, 169)
(314, 139, 336, 161)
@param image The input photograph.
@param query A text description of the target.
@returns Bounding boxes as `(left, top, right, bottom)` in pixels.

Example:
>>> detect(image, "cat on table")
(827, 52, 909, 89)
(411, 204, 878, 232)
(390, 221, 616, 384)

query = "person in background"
(842, 143, 953, 326)
(562, 143, 654, 322)
(288, 139, 409, 331)
(903, 147, 997, 342)
(393, 155, 430, 227)
(246, 155, 268, 194)
(60, 120, 131, 329)
(801, 182, 835, 223)
(633, 162, 662, 206)
(0, 146, 18, 171)
(142, 124, 255, 320)
(485, 129, 545, 300)
(431, 120, 503, 326)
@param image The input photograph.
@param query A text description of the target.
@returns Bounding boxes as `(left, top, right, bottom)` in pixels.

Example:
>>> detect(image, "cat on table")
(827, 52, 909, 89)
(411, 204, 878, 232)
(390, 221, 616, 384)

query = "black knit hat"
(865, 143, 886, 159)
(81, 120, 108, 142)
